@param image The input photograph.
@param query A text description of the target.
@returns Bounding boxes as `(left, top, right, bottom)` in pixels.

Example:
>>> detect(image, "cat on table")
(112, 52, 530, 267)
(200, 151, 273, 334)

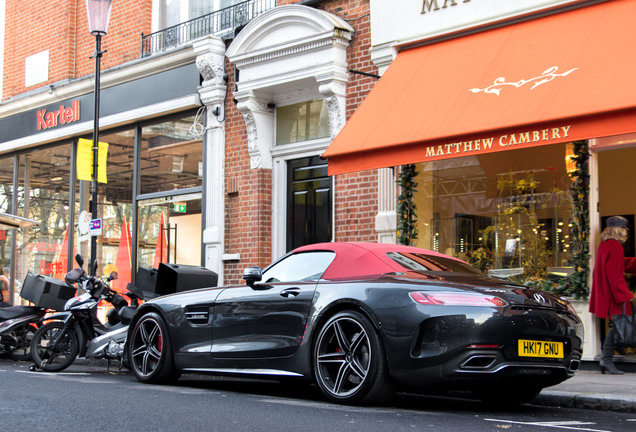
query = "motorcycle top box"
(20, 273, 77, 311)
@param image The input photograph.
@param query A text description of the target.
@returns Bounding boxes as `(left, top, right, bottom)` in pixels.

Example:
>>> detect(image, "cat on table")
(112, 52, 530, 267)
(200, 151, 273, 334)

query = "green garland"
(397, 164, 418, 246)
(566, 140, 591, 299)
(541, 140, 590, 298)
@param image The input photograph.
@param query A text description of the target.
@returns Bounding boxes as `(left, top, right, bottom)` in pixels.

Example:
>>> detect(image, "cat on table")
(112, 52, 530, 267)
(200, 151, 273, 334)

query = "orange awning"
(324, 0, 636, 175)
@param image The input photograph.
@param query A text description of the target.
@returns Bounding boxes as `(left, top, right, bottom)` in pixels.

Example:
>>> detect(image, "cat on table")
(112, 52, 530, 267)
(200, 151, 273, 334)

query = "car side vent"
(185, 307, 210, 324)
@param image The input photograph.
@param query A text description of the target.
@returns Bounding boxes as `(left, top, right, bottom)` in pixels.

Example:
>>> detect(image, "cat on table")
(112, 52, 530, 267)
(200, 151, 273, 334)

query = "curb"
(534, 391, 636, 413)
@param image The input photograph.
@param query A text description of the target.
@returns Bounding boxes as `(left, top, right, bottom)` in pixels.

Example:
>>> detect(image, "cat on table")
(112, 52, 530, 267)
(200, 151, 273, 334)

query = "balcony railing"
(141, 0, 276, 57)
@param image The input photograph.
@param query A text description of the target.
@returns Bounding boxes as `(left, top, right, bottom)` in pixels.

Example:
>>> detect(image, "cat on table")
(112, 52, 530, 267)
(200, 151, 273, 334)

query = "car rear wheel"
(313, 310, 395, 405)
(129, 312, 180, 384)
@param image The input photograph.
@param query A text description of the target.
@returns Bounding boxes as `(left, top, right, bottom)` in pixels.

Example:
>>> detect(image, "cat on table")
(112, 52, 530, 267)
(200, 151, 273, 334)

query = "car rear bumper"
(391, 347, 581, 389)
(382, 306, 584, 389)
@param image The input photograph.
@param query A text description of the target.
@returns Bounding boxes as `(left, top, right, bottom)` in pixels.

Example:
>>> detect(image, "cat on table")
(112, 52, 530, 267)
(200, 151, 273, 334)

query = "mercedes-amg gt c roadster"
(127, 242, 583, 406)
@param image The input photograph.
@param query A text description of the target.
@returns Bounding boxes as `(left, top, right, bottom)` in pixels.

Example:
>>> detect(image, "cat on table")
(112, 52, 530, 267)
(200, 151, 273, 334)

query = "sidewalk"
(533, 363, 636, 413)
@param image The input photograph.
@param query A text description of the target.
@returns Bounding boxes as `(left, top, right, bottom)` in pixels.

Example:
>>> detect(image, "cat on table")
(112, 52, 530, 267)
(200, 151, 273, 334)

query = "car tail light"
(409, 291, 507, 307)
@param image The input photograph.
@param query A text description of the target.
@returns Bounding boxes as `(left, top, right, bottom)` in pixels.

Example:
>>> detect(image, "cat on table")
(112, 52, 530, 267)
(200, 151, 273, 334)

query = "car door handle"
(280, 287, 301, 298)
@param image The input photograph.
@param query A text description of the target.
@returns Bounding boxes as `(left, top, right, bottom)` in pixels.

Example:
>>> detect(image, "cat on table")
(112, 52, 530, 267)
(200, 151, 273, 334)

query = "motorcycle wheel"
(8, 323, 38, 361)
(31, 321, 79, 372)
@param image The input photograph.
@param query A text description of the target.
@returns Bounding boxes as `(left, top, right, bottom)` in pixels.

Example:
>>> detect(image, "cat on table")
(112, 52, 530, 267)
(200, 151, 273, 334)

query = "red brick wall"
(306, 0, 380, 244)
(221, 0, 380, 284)
(2, 0, 151, 101)
(3, 0, 383, 284)
(222, 51, 273, 283)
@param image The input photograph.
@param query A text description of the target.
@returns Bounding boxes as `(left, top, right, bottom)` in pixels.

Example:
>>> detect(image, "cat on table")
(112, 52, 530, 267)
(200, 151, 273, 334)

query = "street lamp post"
(86, 0, 113, 275)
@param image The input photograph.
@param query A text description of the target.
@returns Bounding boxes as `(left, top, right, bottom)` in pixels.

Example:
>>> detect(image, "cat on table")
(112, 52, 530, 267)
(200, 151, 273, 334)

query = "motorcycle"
(30, 254, 143, 372)
(0, 304, 47, 361)
(0, 271, 73, 361)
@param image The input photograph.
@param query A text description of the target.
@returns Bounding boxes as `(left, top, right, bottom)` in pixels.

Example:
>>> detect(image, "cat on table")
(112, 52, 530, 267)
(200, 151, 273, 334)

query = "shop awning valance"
(323, 0, 636, 175)
(0, 213, 40, 230)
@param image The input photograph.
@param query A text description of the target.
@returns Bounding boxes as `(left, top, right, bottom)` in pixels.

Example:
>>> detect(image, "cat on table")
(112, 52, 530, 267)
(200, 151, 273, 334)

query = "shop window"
(80, 128, 135, 294)
(140, 114, 202, 195)
(136, 194, 202, 269)
(0, 157, 15, 301)
(414, 143, 575, 286)
(17, 144, 73, 285)
(276, 100, 330, 146)
(0, 157, 12, 214)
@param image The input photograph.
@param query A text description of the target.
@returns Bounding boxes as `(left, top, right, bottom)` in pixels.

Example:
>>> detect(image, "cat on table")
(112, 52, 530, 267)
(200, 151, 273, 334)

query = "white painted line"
(484, 418, 610, 432)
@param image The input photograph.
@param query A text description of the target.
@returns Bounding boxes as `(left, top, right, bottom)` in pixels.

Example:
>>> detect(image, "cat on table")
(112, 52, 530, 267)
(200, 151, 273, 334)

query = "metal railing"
(141, 0, 276, 57)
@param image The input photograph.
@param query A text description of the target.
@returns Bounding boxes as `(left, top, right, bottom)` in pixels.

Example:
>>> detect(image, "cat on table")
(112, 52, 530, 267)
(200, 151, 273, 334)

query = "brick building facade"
(2, 0, 151, 99)
(0, 0, 386, 291)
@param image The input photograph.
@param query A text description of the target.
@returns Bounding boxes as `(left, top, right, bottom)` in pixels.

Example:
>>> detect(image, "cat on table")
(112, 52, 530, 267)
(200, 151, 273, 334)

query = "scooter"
(30, 254, 143, 372)
(0, 271, 72, 361)
(0, 304, 47, 361)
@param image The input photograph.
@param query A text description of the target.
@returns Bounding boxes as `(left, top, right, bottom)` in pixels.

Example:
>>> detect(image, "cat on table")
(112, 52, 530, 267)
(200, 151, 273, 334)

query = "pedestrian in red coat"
(589, 216, 636, 374)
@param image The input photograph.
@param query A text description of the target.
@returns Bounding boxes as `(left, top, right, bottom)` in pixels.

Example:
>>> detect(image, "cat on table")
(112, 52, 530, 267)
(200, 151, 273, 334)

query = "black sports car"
(127, 242, 583, 405)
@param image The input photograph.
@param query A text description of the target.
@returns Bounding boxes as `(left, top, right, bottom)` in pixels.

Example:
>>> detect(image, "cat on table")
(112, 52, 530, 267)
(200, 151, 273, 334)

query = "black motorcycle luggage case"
(20, 273, 77, 311)
(155, 263, 218, 296)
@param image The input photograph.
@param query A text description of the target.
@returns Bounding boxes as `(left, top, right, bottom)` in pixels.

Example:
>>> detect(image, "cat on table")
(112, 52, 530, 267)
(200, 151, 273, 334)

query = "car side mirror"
(242, 266, 262, 287)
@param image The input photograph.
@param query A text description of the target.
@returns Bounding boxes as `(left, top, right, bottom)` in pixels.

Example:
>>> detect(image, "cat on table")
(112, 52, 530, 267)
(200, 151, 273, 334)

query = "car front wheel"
(129, 312, 179, 384)
(313, 310, 395, 405)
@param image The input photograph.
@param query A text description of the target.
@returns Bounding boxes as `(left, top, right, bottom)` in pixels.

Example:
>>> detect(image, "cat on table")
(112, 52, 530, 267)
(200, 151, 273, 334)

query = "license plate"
(518, 339, 564, 358)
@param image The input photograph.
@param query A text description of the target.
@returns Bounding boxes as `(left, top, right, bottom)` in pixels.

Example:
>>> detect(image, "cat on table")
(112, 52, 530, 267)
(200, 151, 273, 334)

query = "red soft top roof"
(292, 242, 456, 280)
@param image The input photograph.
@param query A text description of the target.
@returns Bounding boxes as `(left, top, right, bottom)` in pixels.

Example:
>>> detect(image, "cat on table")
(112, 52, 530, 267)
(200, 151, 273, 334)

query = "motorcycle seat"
(0, 306, 41, 320)
(118, 306, 137, 325)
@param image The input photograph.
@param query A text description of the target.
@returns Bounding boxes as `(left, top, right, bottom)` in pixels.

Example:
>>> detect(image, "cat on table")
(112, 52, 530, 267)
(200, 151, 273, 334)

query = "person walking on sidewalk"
(589, 216, 636, 375)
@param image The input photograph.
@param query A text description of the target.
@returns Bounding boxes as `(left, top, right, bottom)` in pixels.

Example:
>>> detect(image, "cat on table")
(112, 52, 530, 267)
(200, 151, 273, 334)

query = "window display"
(413, 142, 575, 288)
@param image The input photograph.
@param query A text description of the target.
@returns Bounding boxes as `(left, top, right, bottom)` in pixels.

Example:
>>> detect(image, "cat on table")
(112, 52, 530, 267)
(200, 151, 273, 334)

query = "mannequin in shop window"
(589, 216, 636, 374)
(0, 268, 10, 306)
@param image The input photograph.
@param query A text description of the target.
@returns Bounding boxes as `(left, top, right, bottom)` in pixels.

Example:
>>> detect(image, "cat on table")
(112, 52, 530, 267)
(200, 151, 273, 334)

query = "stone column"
(376, 168, 397, 244)
(367, 51, 399, 244)
(194, 36, 228, 285)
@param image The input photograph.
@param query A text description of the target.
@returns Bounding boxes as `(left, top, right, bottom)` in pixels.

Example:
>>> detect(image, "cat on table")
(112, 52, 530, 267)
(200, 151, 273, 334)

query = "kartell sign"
(0, 94, 92, 142)
(0, 63, 200, 144)
(36, 100, 81, 130)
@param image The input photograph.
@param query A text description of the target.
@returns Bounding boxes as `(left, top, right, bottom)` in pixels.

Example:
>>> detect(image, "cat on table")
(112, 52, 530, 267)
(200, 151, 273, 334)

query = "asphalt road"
(1, 358, 636, 432)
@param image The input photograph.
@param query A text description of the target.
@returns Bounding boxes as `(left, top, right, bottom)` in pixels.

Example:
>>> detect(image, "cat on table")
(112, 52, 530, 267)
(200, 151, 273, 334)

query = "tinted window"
(262, 251, 336, 283)
(387, 252, 482, 275)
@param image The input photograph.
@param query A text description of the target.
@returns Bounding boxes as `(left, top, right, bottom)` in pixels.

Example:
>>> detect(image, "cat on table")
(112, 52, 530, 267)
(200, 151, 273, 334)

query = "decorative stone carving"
(243, 112, 257, 152)
(227, 5, 354, 171)
(196, 53, 225, 87)
(194, 36, 227, 89)
(319, 79, 347, 138)
(236, 93, 275, 170)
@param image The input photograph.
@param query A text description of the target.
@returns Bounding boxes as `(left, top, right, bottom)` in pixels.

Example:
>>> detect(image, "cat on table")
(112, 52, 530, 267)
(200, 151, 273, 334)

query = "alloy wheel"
(130, 315, 164, 378)
(315, 316, 372, 398)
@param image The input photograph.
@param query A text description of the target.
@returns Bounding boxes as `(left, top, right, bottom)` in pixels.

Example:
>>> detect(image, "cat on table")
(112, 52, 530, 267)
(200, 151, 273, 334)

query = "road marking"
(17, 370, 91, 376)
(485, 419, 610, 432)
